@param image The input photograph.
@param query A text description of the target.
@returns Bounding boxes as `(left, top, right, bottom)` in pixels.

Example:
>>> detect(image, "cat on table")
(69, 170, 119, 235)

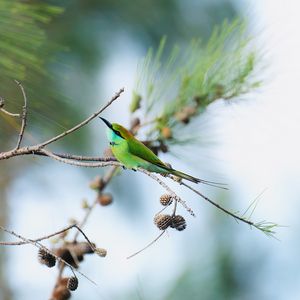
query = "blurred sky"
(4, 1, 300, 299)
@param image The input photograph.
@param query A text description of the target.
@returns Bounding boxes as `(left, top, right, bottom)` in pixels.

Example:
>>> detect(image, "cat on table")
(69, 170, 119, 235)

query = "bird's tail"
(169, 169, 227, 189)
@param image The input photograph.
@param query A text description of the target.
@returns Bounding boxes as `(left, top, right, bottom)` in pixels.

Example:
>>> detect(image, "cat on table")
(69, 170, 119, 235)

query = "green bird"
(100, 117, 224, 187)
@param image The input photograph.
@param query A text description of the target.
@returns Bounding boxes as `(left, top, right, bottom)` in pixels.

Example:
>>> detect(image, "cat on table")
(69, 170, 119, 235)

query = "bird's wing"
(128, 137, 168, 169)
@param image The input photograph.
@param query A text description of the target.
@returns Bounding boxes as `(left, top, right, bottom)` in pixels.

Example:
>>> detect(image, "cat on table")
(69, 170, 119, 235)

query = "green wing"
(128, 137, 168, 169)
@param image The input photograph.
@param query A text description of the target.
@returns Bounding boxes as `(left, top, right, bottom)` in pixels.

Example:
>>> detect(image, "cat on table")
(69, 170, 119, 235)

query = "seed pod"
(51, 278, 71, 300)
(97, 193, 113, 206)
(67, 276, 78, 291)
(38, 248, 56, 268)
(171, 215, 186, 231)
(161, 127, 172, 139)
(95, 247, 107, 257)
(160, 194, 173, 206)
(154, 214, 172, 230)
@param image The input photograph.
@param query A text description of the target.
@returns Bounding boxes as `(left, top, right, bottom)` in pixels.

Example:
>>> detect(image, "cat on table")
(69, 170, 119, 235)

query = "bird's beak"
(99, 117, 113, 129)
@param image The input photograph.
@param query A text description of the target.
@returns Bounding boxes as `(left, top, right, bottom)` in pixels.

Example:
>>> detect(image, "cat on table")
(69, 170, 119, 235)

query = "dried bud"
(160, 194, 173, 206)
(67, 276, 78, 291)
(171, 215, 186, 231)
(161, 127, 172, 139)
(51, 278, 71, 300)
(154, 214, 172, 230)
(97, 193, 113, 206)
(38, 248, 56, 268)
(95, 247, 107, 257)
(182, 106, 197, 116)
(89, 176, 104, 190)
(175, 111, 190, 124)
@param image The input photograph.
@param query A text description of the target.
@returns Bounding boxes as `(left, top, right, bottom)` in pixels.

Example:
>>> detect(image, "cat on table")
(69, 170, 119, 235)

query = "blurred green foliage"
(132, 20, 261, 150)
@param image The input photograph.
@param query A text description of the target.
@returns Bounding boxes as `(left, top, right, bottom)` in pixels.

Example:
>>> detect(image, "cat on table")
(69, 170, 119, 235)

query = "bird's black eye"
(114, 130, 124, 139)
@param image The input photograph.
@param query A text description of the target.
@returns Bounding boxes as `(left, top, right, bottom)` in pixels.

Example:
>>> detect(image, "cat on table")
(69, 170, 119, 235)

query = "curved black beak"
(99, 117, 113, 129)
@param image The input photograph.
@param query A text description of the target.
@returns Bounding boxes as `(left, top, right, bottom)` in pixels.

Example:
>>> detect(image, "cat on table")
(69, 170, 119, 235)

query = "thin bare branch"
(0, 224, 76, 246)
(0, 108, 20, 117)
(40, 149, 120, 168)
(180, 181, 255, 226)
(73, 166, 119, 240)
(0, 225, 96, 285)
(37, 88, 124, 148)
(127, 230, 166, 259)
(14, 80, 28, 150)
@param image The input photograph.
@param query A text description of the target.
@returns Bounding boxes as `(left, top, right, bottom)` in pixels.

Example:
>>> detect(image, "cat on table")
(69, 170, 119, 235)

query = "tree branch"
(0, 224, 96, 285)
(14, 80, 28, 150)
(36, 88, 124, 148)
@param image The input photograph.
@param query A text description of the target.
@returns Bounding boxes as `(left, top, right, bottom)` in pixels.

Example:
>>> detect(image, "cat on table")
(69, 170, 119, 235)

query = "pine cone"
(171, 215, 186, 231)
(154, 214, 172, 230)
(160, 194, 173, 206)
(38, 248, 56, 268)
(67, 276, 78, 291)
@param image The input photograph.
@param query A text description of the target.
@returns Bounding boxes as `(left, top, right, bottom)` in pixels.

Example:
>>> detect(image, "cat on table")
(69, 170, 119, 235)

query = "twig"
(0, 87, 124, 161)
(180, 181, 255, 226)
(0, 224, 76, 246)
(127, 231, 166, 259)
(0, 108, 20, 117)
(0, 95, 20, 117)
(40, 149, 120, 168)
(0, 225, 96, 285)
(137, 167, 195, 217)
(14, 80, 28, 150)
(73, 166, 119, 240)
(36, 88, 124, 148)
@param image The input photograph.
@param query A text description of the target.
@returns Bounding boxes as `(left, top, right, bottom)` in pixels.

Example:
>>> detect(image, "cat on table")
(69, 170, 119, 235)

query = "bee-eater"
(100, 117, 223, 186)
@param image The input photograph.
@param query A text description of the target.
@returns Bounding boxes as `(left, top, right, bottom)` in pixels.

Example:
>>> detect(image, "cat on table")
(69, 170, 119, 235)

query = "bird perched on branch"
(100, 117, 224, 187)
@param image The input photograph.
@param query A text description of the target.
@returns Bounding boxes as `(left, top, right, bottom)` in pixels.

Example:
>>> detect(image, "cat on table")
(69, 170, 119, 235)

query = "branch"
(0, 224, 96, 285)
(137, 167, 195, 217)
(36, 88, 124, 148)
(0, 87, 124, 161)
(0, 96, 20, 117)
(14, 80, 28, 150)
(180, 181, 278, 237)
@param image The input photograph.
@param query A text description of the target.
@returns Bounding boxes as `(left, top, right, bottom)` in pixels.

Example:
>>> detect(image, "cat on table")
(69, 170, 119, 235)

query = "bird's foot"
(122, 165, 127, 170)
(160, 173, 168, 177)
(132, 168, 137, 172)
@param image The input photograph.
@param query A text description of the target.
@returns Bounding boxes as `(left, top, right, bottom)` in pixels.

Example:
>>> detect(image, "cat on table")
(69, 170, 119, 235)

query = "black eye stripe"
(114, 130, 124, 139)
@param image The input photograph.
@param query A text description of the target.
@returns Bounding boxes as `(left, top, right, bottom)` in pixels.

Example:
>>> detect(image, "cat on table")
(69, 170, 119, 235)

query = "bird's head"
(99, 117, 132, 143)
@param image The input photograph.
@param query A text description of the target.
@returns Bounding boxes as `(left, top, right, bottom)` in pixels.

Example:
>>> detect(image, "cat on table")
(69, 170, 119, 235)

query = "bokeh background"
(1, 0, 300, 299)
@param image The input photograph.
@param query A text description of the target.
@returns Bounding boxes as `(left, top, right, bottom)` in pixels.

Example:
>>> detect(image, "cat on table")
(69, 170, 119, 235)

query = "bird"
(100, 117, 225, 187)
